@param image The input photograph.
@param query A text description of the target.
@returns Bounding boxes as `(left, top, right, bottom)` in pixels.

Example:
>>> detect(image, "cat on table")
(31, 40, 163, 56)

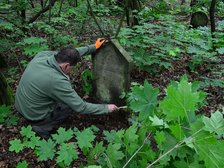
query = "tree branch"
(86, 0, 105, 36)
(147, 128, 203, 168)
(27, 0, 56, 24)
(122, 133, 152, 168)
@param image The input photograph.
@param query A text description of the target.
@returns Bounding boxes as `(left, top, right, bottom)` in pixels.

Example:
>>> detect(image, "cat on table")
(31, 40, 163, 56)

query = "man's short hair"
(55, 46, 81, 66)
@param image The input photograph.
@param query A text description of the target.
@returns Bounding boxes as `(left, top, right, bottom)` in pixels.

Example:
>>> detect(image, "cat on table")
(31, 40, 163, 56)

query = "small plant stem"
(103, 153, 112, 168)
(122, 133, 152, 168)
(86, 0, 105, 36)
(147, 128, 203, 168)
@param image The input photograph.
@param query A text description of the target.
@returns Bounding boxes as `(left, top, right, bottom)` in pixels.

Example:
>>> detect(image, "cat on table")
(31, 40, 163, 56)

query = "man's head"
(55, 46, 81, 75)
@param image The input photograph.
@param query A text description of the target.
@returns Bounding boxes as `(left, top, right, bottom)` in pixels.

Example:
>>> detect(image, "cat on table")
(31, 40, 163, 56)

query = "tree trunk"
(125, 0, 141, 27)
(21, 9, 26, 24)
(29, 0, 35, 8)
(210, 0, 216, 36)
(58, 0, 64, 16)
(0, 72, 13, 105)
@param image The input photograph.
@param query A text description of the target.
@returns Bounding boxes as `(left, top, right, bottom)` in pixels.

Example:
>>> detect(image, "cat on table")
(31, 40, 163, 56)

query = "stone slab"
(92, 39, 133, 105)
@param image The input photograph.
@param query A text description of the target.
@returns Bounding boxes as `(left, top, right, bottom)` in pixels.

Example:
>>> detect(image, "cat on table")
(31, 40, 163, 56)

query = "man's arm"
(76, 44, 96, 57)
(51, 78, 109, 115)
(76, 38, 105, 57)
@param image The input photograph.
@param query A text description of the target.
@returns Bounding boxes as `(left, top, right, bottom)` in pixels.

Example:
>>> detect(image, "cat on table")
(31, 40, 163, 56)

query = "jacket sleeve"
(50, 77, 108, 115)
(76, 44, 96, 57)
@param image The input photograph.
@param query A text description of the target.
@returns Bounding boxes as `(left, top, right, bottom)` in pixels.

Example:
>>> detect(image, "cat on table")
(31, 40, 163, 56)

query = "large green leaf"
(75, 128, 96, 150)
(203, 111, 224, 137)
(52, 127, 73, 144)
(20, 125, 36, 139)
(160, 76, 203, 123)
(87, 142, 105, 164)
(105, 143, 124, 167)
(56, 142, 78, 166)
(129, 80, 159, 119)
(35, 139, 56, 161)
(9, 139, 24, 153)
(195, 139, 224, 168)
(123, 123, 139, 155)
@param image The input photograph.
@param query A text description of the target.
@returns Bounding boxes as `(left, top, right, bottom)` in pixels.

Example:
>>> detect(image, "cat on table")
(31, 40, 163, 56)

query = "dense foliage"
(0, 0, 223, 167)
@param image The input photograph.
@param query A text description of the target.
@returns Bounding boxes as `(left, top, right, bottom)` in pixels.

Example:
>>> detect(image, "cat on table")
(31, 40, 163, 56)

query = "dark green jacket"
(15, 45, 108, 121)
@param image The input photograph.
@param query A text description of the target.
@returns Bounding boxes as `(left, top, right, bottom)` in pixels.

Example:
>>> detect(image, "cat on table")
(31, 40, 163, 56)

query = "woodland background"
(0, 0, 224, 167)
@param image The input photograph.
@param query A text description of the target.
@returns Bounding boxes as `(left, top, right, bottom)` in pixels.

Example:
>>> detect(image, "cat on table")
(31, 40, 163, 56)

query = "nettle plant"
(9, 76, 224, 167)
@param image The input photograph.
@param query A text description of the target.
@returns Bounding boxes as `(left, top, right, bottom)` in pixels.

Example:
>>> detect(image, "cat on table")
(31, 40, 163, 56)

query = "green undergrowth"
(9, 76, 224, 167)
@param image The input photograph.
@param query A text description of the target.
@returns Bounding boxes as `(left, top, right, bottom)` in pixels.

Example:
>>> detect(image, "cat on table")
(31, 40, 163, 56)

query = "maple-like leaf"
(35, 139, 56, 161)
(129, 80, 159, 119)
(24, 136, 40, 149)
(75, 128, 96, 149)
(123, 123, 139, 155)
(6, 115, 18, 126)
(52, 127, 73, 144)
(138, 146, 156, 166)
(105, 143, 124, 167)
(149, 115, 168, 128)
(103, 130, 117, 143)
(160, 76, 203, 122)
(169, 124, 185, 141)
(9, 139, 24, 153)
(203, 111, 224, 137)
(87, 142, 105, 163)
(195, 138, 224, 168)
(20, 125, 36, 139)
(154, 131, 166, 149)
(0, 105, 11, 123)
(56, 142, 78, 166)
(16, 160, 28, 168)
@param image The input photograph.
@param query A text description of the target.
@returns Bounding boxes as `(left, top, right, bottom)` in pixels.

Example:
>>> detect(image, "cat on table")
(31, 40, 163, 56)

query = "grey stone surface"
(190, 11, 208, 28)
(92, 39, 133, 105)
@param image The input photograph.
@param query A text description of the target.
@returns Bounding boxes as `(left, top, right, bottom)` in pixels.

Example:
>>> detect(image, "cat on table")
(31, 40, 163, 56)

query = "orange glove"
(95, 38, 105, 49)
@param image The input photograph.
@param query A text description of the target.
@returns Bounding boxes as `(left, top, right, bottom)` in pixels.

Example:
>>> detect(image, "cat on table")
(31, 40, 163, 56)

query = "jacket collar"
(47, 55, 70, 80)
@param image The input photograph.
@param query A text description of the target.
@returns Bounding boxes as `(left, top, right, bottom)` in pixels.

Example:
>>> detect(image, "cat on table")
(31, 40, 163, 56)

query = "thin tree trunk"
(74, 0, 78, 7)
(86, 0, 105, 36)
(40, 0, 44, 8)
(29, 0, 35, 8)
(210, 0, 216, 36)
(58, 0, 64, 16)
(49, 0, 52, 22)
(21, 9, 26, 24)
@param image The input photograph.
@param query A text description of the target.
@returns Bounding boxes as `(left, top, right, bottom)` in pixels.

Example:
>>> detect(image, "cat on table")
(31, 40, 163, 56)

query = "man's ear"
(64, 63, 70, 69)
(59, 63, 69, 71)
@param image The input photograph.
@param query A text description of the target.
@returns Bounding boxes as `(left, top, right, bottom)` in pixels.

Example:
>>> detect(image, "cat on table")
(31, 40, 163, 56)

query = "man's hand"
(108, 104, 118, 113)
(95, 38, 105, 49)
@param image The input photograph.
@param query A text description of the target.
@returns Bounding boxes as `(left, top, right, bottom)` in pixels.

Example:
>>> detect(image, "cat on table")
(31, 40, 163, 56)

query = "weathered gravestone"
(92, 39, 133, 105)
(190, 11, 208, 28)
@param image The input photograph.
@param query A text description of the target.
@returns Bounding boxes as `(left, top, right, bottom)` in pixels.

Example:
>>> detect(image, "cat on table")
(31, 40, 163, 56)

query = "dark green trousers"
(29, 103, 73, 138)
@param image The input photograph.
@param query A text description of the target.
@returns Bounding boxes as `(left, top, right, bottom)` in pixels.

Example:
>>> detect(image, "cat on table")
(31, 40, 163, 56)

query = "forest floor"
(0, 14, 224, 167)
(1, 55, 223, 167)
